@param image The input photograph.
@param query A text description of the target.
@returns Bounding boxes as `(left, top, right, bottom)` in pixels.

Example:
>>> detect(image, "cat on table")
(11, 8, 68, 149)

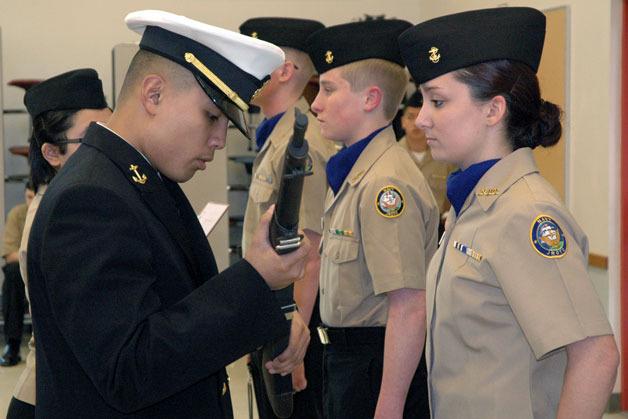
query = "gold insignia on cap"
(251, 78, 271, 101)
(129, 164, 147, 185)
(429, 47, 441, 64)
(251, 31, 258, 38)
(184, 52, 249, 112)
(325, 50, 334, 65)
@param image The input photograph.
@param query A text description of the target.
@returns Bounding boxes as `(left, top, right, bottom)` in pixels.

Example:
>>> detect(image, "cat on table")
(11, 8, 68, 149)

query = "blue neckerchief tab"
(446, 159, 500, 215)
(326, 125, 388, 195)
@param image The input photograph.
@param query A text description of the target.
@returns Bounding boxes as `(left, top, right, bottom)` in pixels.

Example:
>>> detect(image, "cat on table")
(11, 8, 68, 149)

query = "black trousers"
(6, 397, 35, 419)
(250, 298, 324, 419)
(323, 336, 429, 419)
(2, 262, 26, 345)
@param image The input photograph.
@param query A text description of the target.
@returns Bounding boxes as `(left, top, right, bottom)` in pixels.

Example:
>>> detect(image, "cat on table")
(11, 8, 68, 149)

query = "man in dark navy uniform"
(26, 10, 310, 419)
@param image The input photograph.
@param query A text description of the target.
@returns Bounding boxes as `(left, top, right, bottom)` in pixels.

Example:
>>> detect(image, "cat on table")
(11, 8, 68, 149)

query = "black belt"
(317, 326, 385, 346)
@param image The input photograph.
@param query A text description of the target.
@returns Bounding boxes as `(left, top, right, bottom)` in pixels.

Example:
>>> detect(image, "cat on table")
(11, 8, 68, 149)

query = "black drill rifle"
(262, 108, 311, 418)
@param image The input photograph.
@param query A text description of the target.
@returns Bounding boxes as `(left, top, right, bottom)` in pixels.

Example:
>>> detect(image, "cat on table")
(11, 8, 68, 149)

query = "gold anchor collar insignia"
(429, 46, 441, 64)
(129, 164, 148, 185)
(476, 187, 499, 197)
(325, 50, 334, 65)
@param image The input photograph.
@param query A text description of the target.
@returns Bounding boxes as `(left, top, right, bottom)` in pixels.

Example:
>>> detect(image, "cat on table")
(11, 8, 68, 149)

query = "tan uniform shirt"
(398, 136, 454, 215)
(14, 185, 45, 404)
(319, 127, 439, 327)
(426, 148, 613, 419)
(242, 98, 336, 255)
(3, 203, 28, 257)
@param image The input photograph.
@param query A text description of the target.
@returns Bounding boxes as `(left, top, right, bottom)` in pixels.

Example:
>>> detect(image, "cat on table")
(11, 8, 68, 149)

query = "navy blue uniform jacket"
(27, 123, 289, 418)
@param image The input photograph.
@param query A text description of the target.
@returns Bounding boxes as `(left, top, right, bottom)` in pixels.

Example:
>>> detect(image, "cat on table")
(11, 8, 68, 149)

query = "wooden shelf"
(588, 253, 608, 270)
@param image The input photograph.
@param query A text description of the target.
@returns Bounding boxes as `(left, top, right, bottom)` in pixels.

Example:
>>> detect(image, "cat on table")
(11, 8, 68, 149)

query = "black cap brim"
(194, 74, 249, 138)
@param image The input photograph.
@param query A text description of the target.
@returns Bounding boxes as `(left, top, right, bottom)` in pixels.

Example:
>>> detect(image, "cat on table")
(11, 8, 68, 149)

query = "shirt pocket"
(324, 235, 359, 264)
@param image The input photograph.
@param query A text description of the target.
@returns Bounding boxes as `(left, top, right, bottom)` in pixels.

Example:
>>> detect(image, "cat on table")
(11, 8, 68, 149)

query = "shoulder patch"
(376, 185, 404, 218)
(530, 214, 567, 258)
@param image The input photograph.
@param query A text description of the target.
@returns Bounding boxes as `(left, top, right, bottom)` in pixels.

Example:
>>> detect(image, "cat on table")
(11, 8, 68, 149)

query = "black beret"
(405, 90, 423, 108)
(398, 7, 546, 85)
(24, 69, 107, 119)
(306, 19, 412, 74)
(239, 17, 324, 52)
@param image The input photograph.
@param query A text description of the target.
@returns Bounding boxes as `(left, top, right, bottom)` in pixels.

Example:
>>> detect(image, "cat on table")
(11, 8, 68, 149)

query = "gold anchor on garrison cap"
(129, 164, 147, 185)
(250, 31, 258, 38)
(429, 46, 441, 63)
(325, 50, 334, 64)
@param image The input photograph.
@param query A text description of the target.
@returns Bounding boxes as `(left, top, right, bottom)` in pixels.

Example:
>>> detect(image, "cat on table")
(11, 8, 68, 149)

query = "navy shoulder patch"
(376, 185, 404, 218)
(530, 215, 567, 258)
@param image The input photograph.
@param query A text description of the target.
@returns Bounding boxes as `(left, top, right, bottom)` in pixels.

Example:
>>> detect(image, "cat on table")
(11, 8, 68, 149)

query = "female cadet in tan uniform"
(398, 7, 619, 419)
(8, 69, 111, 419)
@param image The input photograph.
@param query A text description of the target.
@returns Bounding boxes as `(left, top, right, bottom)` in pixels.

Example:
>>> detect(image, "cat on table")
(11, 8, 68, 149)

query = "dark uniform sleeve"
(493, 201, 613, 359)
(37, 185, 289, 412)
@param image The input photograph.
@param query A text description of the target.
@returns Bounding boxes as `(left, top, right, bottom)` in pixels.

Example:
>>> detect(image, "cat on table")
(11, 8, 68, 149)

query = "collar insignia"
(476, 187, 499, 196)
(129, 164, 148, 185)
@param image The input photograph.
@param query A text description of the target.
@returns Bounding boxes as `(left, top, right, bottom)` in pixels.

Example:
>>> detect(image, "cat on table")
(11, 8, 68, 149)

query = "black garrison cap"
(125, 10, 285, 138)
(24, 69, 107, 119)
(305, 19, 412, 74)
(239, 17, 324, 52)
(398, 7, 546, 85)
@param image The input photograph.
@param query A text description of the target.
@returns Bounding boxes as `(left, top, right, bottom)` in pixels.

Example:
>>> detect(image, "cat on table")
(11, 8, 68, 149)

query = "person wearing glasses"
(6, 68, 111, 419)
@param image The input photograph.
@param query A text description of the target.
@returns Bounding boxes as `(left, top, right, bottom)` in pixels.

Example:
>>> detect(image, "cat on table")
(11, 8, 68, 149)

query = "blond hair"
(340, 59, 408, 120)
(283, 47, 315, 91)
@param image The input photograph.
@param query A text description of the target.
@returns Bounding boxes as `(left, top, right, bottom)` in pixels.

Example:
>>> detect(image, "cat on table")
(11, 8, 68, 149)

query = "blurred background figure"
(1, 182, 34, 367)
(399, 90, 455, 235)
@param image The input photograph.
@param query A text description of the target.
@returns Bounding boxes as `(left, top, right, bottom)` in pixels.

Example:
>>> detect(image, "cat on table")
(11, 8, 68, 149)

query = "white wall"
(0, 0, 423, 111)
(0, 0, 423, 265)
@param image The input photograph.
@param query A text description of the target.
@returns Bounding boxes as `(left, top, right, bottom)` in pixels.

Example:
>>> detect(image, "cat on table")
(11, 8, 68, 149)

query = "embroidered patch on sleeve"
(375, 185, 405, 218)
(530, 214, 567, 258)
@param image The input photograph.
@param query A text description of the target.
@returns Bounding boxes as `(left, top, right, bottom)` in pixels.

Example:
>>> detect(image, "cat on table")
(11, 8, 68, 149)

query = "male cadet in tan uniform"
(399, 90, 455, 222)
(306, 20, 439, 419)
(239, 17, 336, 419)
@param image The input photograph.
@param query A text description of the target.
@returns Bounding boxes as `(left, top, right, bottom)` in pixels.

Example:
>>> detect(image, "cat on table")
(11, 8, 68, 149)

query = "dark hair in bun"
(454, 59, 562, 150)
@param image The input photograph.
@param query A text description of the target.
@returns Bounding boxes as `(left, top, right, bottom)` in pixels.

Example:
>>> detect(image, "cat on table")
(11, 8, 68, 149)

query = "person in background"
(1, 182, 34, 368)
(399, 7, 619, 418)
(7, 68, 112, 419)
(399, 90, 455, 232)
(306, 19, 438, 419)
(239, 17, 336, 419)
(25, 10, 310, 418)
